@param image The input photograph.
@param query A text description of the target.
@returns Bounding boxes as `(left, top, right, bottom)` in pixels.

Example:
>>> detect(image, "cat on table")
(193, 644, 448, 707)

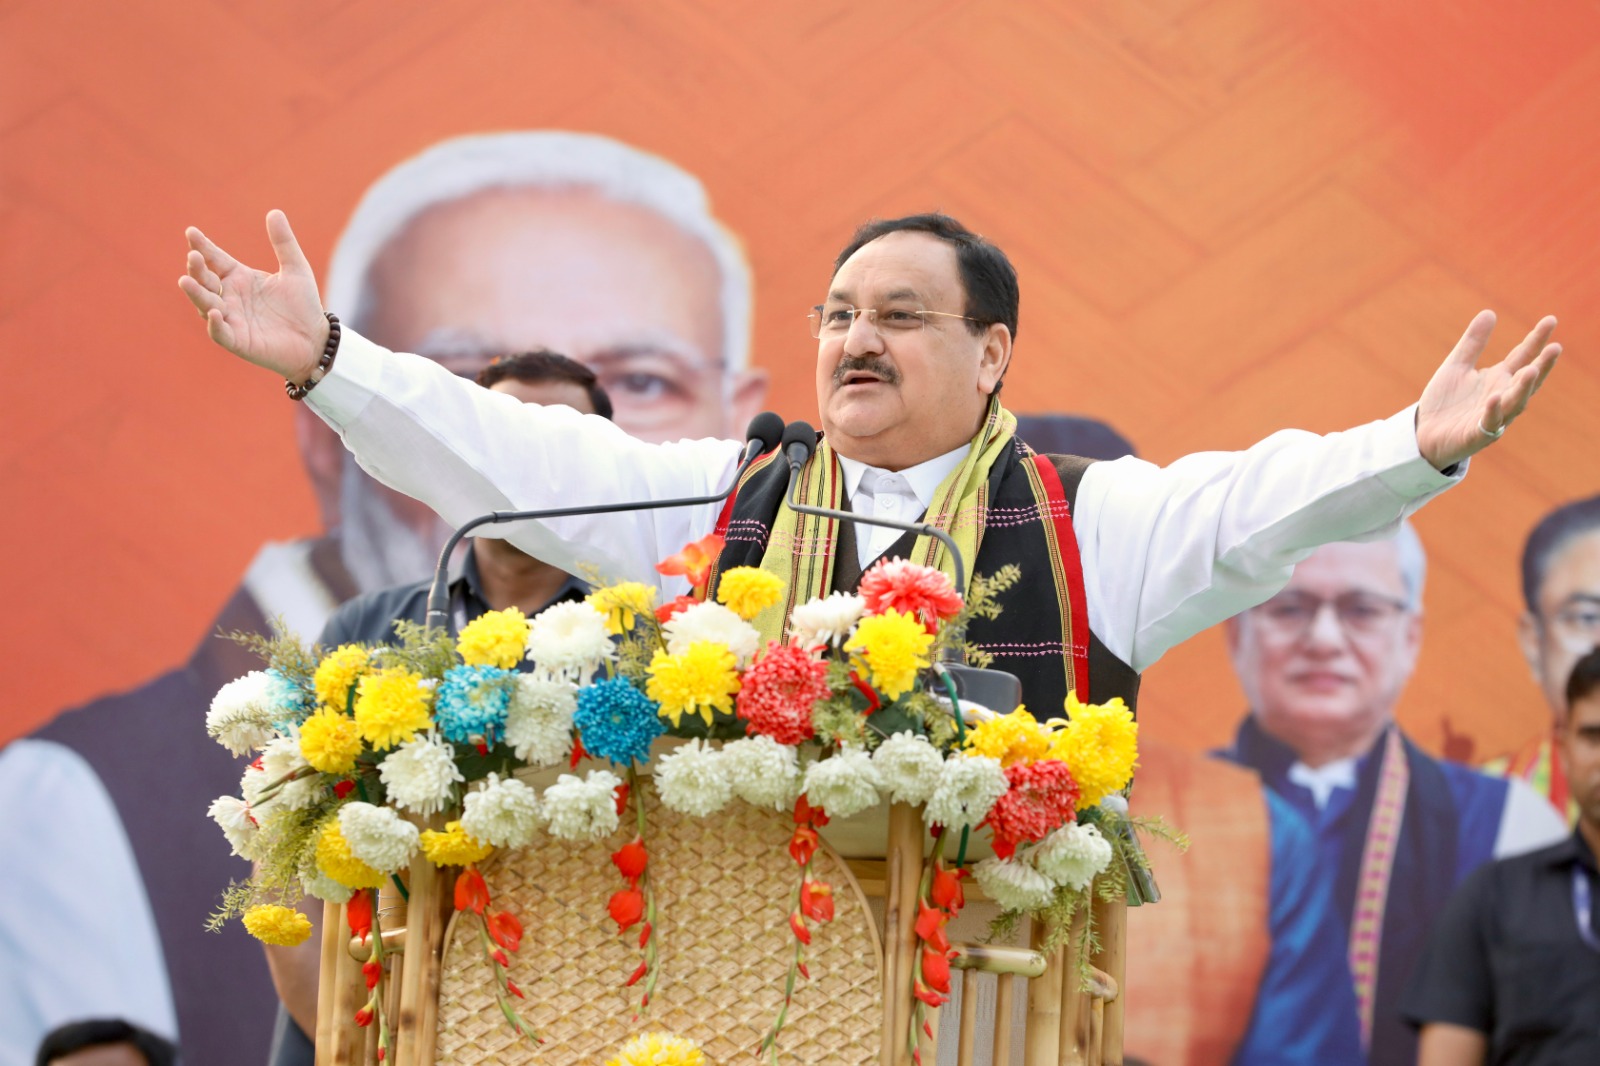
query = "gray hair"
(1394, 519, 1427, 612)
(321, 131, 753, 371)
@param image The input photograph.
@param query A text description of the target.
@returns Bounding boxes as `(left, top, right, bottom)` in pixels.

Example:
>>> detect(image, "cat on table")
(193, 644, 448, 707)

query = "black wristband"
(285, 312, 341, 401)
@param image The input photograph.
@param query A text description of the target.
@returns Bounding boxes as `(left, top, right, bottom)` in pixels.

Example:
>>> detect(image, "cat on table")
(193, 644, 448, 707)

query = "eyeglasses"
(808, 303, 983, 339)
(1251, 591, 1411, 639)
(1539, 598, 1600, 655)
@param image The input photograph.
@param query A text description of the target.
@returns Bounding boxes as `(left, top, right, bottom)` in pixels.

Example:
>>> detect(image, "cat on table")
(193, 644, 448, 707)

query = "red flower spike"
(788, 910, 812, 945)
(333, 780, 356, 799)
(788, 826, 820, 867)
(638, 920, 652, 948)
(346, 889, 373, 943)
(797, 961, 810, 980)
(506, 979, 524, 999)
(378, 1049, 386, 1062)
(569, 735, 586, 769)
(613, 781, 631, 817)
(611, 838, 648, 882)
(656, 533, 725, 598)
(626, 960, 649, 987)
(800, 880, 835, 924)
(914, 982, 944, 1007)
(492, 948, 510, 968)
(915, 900, 951, 954)
(362, 959, 383, 991)
(793, 792, 830, 828)
(931, 865, 966, 913)
(355, 1006, 375, 1028)
(608, 887, 644, 933)
(924, 1021, 935, 1039)
(655, 594, 696, 624)
(487, 910, 523, 952)
(922, 948, 952, 995)
(454, 867, 489, 915)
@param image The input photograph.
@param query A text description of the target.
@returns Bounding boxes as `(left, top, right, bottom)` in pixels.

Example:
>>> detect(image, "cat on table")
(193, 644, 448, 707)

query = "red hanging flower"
(736, 640, 829, 744)
(930, 864, 966, 913)
(788, 910, 813, 945)
(613, 781, 632, 817)
(656, 533, 726, 598)
(915, 899, 951, 954)
(611, 838, 648, 885)
(985, 759, 1080, 859)
(788, 825, 821, 867)
(362, 959, 383, 990)
(913, 982, 943, 1007)
(354, 1005, 375, 1027)
(454, 866, 490, 915)
(800, 880, 835, 923)
(346, 889, 373, 943)
(487, 910, 523, 953)
(922, 948, 952, 995)
(655, 594, 696, 624)
(794, 794, 830, 828)
(859, 558, 964, 631)
(506, 979, 525, 999)
(608, 887, 644, 933)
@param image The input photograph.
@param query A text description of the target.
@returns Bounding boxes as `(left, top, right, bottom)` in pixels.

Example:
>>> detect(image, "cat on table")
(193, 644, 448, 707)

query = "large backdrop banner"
(2, 2, 1598, 1065)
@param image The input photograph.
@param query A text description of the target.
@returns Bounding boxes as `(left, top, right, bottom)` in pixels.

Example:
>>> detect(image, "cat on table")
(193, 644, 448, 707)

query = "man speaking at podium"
(180, 208, 1559, 722)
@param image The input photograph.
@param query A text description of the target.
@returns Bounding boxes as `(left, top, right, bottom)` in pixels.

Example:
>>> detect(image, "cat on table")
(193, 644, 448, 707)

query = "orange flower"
(608, 887, 644, 932)
(788, 825, 820, 866)
(612, 838, 648, 884)
(346, 889, 373, 943)
(914, 982, 943, 1007)
(915, 900, 950, 954)
(656, 533, 726, 598)
(362, 959, 382, 990)
(794, 793, 830, 827)
(454, 866, 489, 915)
(789, 910, 813, 945)
(487, 910, 523, 952)
(800, 880, 835, 923)
(922, 948, 952, 995)
(355, 1006, 375, 1027)
(931, 864, 966, 913)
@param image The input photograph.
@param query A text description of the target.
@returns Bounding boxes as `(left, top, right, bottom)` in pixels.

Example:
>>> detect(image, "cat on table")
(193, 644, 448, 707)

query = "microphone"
(778, 422, 1023, 713)
(422, 411, 786, 633)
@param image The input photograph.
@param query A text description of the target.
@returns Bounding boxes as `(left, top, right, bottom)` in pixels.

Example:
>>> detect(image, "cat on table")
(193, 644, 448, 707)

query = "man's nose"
(1302, 601, 1349, 648)
(842, 310, 885, 356)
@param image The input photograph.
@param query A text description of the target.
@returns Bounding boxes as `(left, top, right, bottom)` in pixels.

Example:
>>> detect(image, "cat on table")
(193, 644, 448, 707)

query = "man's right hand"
(178, 209, 329, 382)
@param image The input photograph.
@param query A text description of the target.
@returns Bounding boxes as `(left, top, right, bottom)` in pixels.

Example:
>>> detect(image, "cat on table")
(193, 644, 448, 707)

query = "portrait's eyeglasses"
(1251, 591, 1411, 638)
(1539, 599, 1600, 655)
(808, 303, 983, 339)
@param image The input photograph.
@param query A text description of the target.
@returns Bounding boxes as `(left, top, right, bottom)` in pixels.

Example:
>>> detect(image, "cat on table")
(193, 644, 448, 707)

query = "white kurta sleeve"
(1076, 406, 1464, 672)
(307, 331, 743, 591)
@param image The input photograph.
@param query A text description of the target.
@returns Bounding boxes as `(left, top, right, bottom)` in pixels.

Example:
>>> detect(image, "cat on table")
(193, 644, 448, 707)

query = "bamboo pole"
(316, 897, 371, 1065)
(314, 900, 343, 1066)
(1024, 921, 1065, 1066)
(394, 856, 450, 1066)
(956, 969, 979, 1066)
(1058, 907, 1089, 1066)
(880, 802, 924, 1066)
(1089, 894, 1126, 1065)
(992, 973, 1016, 1066)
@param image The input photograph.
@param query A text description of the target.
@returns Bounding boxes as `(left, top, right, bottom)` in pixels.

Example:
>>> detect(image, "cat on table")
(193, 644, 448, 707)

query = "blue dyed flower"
(573, 677, 664, 765)
(434, 664, 515, 745)
(265, 668, 314, 732)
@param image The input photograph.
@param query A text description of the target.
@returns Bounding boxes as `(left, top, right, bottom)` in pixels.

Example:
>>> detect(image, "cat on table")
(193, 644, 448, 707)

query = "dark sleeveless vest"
(708, 437, 1141, 718)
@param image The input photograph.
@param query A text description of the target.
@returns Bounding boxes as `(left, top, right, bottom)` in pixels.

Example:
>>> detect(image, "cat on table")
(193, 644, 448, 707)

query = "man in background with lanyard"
(1403, 646, 1600, 1065)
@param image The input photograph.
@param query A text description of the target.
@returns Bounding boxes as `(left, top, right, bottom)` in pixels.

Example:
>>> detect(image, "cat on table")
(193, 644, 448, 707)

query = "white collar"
(835, 443, 972, 511)
(1286, 757, 1360, 810)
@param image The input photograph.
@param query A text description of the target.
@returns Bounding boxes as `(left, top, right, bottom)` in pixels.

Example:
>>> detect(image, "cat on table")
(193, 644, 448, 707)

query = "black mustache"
(833, 356, 900, 386)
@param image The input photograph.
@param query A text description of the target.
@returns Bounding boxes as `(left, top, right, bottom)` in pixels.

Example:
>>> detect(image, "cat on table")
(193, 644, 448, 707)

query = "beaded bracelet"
(285, 312, 341, 401)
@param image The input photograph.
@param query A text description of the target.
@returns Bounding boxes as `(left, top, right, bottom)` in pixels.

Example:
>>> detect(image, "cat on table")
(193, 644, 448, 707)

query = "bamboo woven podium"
(312, 788, 1126, 1066)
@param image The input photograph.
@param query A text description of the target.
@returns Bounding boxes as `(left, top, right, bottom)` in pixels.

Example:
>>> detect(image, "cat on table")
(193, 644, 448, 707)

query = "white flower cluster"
(504, 676, 577, 766)
(663, 602, 760, 664)
(542, 770, 623, 840)
(461, 773, 541, 848)
(1031, 822, 1114, 891)
(655, 740, 733, 817)
(923, 754, 1007, 830)
(802, 746, 882, 819)
(721, 736, 800, 810)
(299, 851, 354, 904)
(206, 671, 279, 755)
(379, 733, 463, 816)
(788, 591, 866, 648)
(871, 732, 944, 805)
(208, 796, 260, 860)
(973, 856, 1055, 912)
(525, 601, 614, 680)
(339, 802, 419, 874)
(259, 736, 319, 812)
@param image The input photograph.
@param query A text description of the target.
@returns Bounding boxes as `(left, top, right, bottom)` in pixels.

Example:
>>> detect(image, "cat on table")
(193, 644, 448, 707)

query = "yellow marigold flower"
(587, 582, 658, 635)
(419, 820, 494, 867)
(646, 641, 741, 728)
(964, 707, 1051, 767)
(845, 608, 933, 700)
(315, 644, 372, 711)
(716, 566, 785, 621)
(315, 820, 388, 889)
(242, 904, 313, 946)
(299, 706, 363, 774)
(456, 606, 530, 669)
(353, 667, 433, 752)
(1048, 692, 1139, 808)
(605, 1032, 705, 1066)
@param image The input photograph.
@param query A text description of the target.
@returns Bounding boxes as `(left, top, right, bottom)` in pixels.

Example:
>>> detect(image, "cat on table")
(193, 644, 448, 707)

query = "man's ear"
(295, 404, 344, 530)
(978, 323, 1012, 395)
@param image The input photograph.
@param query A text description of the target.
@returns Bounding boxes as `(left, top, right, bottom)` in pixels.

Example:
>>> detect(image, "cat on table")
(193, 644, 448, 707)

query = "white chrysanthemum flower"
(721, 735, 801, 810)
(504, 675, 577, 766)
(525, 600, 614, 680)
(460, 773, 541, 849)
(207, 796, 260, 859)
(260, 735, 320, 811)
(924, 754, 1008, 830)
(871, 731, 946, 805)
(654, 740, 732, 817)
(788, 591, 867, 648)
(541, 770, 623, 840)
(379, 733, 464, 816)
(1032, 822, 1114, 891)
(802, 747, 882, 819)
(206, 671, 279, 755)
(337, 802, 419, 874)
(663, 601, 760, 664)
(300, 852, 355, 904)
(974, 855, 1055, 912)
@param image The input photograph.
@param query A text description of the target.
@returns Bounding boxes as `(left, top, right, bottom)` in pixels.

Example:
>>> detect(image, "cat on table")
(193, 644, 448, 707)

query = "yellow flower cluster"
(605, 1032, 705, 1066)
(315, 644, 371, 710)
(242, 904, 313, 946)
(1048, 693, 1139, 808)
(964, 707, 1051, 767)
(845, 609, 934, 700)
(646, 642, 741, 728)
(353, 667, 433, 751)
(315, 821, 388, 890)
(419, 821, 494, 867)
(716, 566, 785, 621)
(456, 606, 530, 669)
(587, 582, 658, 635)
(299, 706, 363, 774)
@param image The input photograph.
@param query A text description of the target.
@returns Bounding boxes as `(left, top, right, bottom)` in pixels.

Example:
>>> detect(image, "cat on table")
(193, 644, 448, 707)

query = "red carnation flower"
(859, 558, 963, 631)
(985, 759, 1080, 858)
(737, 640, 829, 745)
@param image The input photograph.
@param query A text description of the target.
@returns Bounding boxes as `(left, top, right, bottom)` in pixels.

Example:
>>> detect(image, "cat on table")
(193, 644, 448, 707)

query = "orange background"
(3, 0, 1597, 763)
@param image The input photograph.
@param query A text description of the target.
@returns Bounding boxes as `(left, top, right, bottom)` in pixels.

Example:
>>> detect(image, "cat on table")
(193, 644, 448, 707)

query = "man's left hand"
(1415, 310, 1561, 471)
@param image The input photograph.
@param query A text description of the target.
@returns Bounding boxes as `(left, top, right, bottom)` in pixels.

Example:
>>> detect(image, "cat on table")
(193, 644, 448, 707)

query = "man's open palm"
(1414, 310, 1561, 470)
(178, 210, 328, 380)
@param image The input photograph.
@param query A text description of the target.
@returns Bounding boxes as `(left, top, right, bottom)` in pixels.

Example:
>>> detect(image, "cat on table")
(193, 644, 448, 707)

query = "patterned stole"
(1347, 728, 1409, 1047)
